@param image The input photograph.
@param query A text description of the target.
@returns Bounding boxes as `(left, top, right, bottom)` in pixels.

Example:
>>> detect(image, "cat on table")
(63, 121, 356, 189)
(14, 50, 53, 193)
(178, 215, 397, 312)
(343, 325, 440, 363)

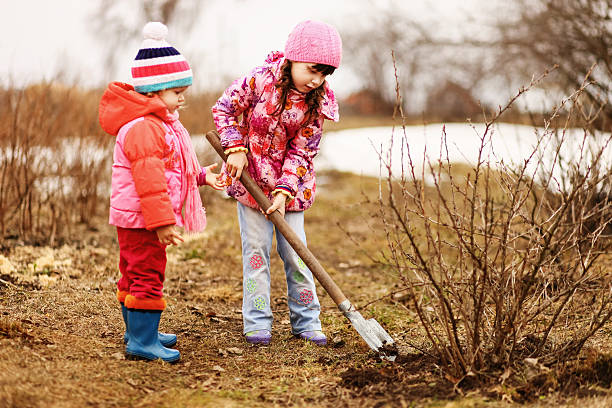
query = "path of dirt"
(1, 172, 611, 407)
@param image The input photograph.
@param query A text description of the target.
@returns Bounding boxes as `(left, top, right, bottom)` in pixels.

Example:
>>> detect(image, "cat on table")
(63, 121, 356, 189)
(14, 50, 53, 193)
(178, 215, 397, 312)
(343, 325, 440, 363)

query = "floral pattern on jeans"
(299, 289, 314, 305)
(249, 254, 263, 269)
(253, 295, 266, 311)
(245, 278, 257, 294)
(292, 270, 305, 283)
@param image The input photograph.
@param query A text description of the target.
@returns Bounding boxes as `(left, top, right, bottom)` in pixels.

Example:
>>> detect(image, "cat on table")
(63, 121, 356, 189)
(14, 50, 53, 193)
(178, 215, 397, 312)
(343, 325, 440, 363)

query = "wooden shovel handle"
(206, 130, 348, 306)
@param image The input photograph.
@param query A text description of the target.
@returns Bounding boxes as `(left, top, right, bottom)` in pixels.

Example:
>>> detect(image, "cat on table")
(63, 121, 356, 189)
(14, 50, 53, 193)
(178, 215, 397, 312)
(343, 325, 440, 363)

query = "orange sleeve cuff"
(125, 294, 166, 311)
(117, 290, 129, 303)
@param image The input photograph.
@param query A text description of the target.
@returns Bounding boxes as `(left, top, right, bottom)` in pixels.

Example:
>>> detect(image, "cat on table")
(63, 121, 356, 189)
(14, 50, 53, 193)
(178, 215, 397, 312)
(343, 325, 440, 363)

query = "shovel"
(206, 130, 397, 361)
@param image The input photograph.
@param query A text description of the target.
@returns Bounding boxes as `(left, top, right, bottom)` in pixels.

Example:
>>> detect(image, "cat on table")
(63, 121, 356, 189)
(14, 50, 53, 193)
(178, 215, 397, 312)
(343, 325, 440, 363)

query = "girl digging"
(99, 22, 224, 362)
(212, 20, 342, 346)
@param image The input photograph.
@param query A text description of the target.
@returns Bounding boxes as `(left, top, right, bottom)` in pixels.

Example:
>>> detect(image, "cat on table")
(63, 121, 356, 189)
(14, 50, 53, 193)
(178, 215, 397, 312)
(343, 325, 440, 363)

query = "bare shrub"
(378, 62, 612, 382)
(0, 83, 111, 245)
(178, 91, 218, 137)
(0, 81, 219, 247)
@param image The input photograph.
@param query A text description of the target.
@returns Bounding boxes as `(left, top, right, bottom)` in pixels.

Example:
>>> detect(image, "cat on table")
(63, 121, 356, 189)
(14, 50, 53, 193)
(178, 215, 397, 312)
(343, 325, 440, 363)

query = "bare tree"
(494, 0, 612, 125)
(341, 0, 501, 116)
(91, 0, 204, 83)
(0, 83, 111, 245)
(342, 3, 438, 113)
(342, 0, 612, 122)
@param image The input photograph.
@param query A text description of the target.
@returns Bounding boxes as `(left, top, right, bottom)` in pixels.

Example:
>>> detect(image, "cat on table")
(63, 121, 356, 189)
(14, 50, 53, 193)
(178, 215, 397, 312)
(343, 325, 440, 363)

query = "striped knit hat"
(131, 22, 193, 94)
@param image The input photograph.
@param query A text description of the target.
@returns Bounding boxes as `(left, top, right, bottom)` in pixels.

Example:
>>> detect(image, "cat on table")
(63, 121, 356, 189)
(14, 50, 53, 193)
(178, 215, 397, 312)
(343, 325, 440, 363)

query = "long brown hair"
(273, 60, 336, 127)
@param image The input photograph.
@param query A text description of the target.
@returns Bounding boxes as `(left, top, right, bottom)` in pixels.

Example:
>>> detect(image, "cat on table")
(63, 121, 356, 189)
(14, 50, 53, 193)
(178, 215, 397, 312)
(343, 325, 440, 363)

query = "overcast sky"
(1, 0, 490, 96)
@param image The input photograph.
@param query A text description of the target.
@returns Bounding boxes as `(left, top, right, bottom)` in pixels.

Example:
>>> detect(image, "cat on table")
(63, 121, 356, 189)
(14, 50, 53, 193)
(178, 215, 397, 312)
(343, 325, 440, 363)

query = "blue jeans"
(237, 202, 322, 335)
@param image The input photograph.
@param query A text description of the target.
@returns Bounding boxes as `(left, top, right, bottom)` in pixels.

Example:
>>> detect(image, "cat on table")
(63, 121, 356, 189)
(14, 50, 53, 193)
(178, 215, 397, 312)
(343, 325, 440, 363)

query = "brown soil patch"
(1, 172, 611, 408)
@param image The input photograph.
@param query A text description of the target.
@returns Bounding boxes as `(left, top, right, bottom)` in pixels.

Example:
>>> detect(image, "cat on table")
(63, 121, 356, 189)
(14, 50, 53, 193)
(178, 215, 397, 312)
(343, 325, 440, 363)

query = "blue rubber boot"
(125, 309, 180, 363)
(121, 303, 177, 347)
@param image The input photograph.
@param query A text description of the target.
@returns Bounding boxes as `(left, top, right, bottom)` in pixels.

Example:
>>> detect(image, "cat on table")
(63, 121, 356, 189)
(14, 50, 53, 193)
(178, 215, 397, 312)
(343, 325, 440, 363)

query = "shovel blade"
(339, 300, 397, 361)
(367, 318, 395, 345)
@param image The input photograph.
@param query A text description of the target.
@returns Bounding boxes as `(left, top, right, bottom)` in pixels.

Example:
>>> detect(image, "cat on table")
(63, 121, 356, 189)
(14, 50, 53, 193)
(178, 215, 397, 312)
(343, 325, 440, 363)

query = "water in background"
(314, 123, 611, 182)
(189, 123, 612, 188)
(11, 123, 606, 196)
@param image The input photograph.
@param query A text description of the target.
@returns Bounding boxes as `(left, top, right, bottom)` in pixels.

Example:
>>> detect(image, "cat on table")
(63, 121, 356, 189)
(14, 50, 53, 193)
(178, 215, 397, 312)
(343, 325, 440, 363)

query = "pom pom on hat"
(131, 21, 192, 94)
(143, 21, 168, 40)
(285, 20, 342, 68)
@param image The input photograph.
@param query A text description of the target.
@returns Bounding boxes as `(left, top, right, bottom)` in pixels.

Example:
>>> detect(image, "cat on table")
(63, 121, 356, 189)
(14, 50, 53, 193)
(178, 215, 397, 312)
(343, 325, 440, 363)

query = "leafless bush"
(0, 81, 219, 247)
(178, 91, 218, 137)
(378, 63, 611, 381)
(0, 83, 111, 246)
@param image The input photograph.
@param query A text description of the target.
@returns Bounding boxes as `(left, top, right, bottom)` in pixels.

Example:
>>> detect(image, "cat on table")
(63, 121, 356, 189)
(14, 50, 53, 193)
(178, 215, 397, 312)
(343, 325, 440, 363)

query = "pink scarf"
(165, 112, 206, 233)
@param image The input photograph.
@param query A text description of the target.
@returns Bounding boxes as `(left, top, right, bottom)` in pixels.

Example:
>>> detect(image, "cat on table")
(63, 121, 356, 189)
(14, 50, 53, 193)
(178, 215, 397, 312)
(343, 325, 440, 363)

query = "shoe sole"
(124, 339, 177, 348)
(303, 339, 327, 346)
(245, 338, 271, 345)
(296, 335, 327, 346)
(125, 351, 180, 363)
(161, 339, 177, 348)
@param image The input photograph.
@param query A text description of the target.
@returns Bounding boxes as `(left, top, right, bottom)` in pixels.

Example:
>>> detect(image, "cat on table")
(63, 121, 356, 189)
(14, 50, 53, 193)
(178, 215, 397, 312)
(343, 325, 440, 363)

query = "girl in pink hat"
(212, 20, 342, 346)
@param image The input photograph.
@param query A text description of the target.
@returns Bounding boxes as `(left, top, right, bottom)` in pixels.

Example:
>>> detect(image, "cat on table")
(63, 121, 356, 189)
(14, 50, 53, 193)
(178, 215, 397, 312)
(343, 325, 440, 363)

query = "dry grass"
(0, 170, 611, 407)
(0, 83, 219, 246)
(1, 79, 611, 407)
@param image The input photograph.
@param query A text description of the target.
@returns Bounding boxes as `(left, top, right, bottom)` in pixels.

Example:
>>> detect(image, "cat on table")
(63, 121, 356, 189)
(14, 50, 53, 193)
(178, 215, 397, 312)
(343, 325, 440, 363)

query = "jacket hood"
(98, 82, 169, 136)
(263, 51, 286, 79)
(263, 51, 339, 122)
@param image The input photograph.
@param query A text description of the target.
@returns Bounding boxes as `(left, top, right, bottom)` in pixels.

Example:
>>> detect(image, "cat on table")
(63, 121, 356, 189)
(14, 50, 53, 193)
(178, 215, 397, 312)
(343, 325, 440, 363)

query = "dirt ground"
(1, 171, 611, 408)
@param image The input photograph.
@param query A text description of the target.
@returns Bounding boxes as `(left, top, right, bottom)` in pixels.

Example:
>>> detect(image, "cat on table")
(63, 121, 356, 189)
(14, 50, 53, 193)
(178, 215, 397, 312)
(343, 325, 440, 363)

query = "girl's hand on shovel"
(226, 151, 248, 179)
(265, 192, 287, 218)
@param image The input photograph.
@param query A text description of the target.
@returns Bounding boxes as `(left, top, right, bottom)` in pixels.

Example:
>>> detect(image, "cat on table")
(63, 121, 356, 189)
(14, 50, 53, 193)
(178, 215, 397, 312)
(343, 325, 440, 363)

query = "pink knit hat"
(284, 20, 342, 68)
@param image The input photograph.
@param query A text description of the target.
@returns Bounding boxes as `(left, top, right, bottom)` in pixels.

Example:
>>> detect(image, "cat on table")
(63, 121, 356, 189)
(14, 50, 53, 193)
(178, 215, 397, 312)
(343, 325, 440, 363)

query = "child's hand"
(204, 163, 225, 190)
(156, 225, 184, 246)
(266, 192, 287, 217)
(226, 151, 248, 179)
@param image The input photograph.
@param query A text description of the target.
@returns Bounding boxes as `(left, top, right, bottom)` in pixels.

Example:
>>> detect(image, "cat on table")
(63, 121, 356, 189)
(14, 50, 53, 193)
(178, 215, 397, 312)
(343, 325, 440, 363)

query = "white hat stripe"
(131, 22, 192, 92)
(132, 70, 193, 87)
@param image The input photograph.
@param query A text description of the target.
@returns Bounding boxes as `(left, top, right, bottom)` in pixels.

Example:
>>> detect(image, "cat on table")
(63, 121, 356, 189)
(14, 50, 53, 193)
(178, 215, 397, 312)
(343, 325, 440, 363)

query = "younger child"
(212, 20, 342, 346)
(99, 22, 224, 362)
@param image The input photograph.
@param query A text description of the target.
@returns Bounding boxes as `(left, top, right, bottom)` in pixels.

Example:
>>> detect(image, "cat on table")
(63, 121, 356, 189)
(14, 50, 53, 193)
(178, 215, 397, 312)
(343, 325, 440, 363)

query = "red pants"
(116, 227, 166, 300)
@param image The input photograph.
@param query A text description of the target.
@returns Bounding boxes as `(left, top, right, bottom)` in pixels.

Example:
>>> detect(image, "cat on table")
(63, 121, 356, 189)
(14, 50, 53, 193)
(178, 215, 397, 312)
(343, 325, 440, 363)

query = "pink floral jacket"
(212, 51, 339, 211)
